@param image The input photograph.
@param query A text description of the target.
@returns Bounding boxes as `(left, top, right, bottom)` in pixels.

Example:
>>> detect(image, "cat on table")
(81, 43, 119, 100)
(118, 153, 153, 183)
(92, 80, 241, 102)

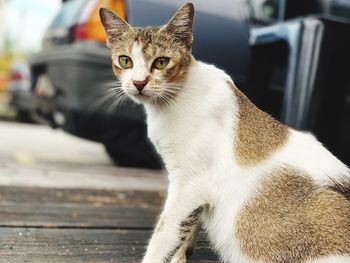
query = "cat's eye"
(118, 55, 133, 69)
(152, 57, 170, 70)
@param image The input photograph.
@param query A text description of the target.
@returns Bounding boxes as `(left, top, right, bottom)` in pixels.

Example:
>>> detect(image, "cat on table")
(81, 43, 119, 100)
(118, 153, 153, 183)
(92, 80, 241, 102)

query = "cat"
(100, 3, 350, 263)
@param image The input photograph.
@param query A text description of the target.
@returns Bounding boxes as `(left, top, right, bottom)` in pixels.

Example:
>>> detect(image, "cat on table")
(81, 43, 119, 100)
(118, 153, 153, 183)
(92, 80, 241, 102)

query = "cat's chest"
(147, 112, 222, 167)
(148, 108, 195, 142)
(147, 117, 199, 156)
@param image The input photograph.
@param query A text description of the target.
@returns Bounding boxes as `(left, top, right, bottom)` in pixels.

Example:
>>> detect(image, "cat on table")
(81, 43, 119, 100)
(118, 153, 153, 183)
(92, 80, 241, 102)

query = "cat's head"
(99, 3, 194, 106)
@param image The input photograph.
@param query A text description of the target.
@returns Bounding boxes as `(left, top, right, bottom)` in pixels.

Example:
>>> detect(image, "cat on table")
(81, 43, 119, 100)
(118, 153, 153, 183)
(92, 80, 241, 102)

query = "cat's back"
(229, 80, 349, 182)
(228, 82, 350, 263)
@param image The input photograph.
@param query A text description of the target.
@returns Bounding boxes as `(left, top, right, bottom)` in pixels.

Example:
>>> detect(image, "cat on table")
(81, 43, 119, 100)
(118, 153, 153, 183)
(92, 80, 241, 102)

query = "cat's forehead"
(111, 26, 186, 59)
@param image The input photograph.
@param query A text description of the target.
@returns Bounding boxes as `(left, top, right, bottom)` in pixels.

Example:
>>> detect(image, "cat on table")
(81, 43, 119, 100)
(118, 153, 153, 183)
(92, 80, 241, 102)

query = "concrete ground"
(0, 121, 167, 191)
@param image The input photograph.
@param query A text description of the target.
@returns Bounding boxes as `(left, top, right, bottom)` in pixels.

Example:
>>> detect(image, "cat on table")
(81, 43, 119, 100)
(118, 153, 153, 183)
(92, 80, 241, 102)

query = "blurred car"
(8, 60, 34, 122)
(29, 0, 350, 168)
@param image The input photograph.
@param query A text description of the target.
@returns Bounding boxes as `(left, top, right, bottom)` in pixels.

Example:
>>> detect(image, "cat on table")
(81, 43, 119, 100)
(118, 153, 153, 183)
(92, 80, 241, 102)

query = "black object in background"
(248, 17, 350, 165)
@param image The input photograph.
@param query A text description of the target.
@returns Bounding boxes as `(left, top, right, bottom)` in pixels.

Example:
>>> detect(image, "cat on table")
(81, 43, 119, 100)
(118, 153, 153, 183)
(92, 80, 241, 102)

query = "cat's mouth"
(129, 92, 152, 102)
(134, 93, 147, 98)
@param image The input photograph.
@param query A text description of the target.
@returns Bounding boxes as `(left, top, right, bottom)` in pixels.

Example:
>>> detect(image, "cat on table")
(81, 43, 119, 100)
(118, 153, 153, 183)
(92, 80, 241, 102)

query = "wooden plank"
(0, 228, 219, 263)
(0, 187, 164, 228)
(0, 187, 165, 207)
(0, 203, 159, 229)
(0, 161, 167, 191)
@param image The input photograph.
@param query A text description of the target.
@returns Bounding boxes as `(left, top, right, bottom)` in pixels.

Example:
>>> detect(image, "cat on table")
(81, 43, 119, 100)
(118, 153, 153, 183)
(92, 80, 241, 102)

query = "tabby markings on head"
(99, 4, 195, 106)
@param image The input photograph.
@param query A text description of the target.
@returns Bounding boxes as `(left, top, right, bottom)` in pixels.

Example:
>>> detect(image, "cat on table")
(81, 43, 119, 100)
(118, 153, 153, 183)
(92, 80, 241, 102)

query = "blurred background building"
(0, 0, 60, 109)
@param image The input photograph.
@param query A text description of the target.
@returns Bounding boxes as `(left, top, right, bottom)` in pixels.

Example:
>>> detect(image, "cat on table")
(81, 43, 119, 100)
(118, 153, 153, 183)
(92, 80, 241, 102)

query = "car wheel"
(103, 134, 163, 170)
(16, 109, 33, 123)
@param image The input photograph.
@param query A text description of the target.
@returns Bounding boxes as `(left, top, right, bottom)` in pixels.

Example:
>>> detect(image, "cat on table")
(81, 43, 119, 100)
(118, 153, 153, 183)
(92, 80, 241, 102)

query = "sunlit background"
(0, 0, 60, 96)
(2, 0, 61, 52)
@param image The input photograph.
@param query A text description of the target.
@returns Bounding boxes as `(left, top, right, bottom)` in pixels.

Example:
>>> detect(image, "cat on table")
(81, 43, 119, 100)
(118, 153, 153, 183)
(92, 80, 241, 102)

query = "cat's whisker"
(110, 86, 123, 91)
(90, 95, 116, 114)
(154, 91, 180, 109)
(119, 92, 130, 106)
(88, 85, 128, 114)
(112, 89, 129, 107)
(152, 92, 169, 106)
(103, 90, 130, 113)
(161, 92, 177, 102)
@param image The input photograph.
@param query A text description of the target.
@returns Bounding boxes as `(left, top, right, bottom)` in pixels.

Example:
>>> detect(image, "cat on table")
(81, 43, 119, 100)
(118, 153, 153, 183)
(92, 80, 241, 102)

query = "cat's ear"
(165, 3, 195, 48)
(99, 8, 130, 47)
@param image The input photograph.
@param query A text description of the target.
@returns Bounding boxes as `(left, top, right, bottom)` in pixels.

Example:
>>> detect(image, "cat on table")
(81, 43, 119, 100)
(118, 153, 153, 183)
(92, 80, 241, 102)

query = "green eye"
(153, 57, 170, 70)
(118, 55, 133, 69)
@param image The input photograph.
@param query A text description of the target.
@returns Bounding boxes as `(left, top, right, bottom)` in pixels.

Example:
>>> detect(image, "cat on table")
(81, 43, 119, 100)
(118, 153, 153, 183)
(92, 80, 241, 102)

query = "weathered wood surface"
(0, 187, 165, 207)
(0, 187, 163, 228)
(0, 228, 218, 263)
(0, 187, 220, 262)
(0, 161, 167, 191)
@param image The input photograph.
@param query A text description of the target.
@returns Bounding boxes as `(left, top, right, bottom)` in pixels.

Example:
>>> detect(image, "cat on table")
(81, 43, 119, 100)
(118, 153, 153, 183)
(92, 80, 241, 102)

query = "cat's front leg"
(169, 220, 202, 263)
(142, 182, 206, 263)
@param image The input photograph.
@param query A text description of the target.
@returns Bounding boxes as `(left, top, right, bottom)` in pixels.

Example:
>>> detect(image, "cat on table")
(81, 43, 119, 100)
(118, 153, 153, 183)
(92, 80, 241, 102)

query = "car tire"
(104, 142, 163, 169)
(16, 109, 33, 123)
(102, 120, 163, 170)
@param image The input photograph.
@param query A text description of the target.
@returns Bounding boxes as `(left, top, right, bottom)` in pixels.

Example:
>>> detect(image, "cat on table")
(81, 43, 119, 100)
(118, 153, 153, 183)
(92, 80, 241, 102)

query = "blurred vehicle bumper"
(30, 41, 145, 135)
(9, 90, 35, 113)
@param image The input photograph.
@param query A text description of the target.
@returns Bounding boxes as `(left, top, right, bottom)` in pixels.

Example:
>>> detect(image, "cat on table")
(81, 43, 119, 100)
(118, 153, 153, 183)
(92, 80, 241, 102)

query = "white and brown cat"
(100, 3, 350, 263)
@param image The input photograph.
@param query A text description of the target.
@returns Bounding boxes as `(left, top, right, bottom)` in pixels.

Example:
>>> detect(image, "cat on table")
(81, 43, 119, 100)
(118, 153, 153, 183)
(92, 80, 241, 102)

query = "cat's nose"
(132, 80, 148, 92)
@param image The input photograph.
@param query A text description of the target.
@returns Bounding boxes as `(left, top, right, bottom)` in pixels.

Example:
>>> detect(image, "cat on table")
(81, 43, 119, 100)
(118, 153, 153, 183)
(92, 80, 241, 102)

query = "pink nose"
(133, 80, 148, 92)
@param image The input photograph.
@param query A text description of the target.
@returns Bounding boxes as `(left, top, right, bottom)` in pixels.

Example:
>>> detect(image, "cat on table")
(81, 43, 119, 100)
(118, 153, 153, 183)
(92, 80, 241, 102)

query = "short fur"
(236, 167, 350, 263)
(228, 81, 289, 166)
(100, 3, 350, 263)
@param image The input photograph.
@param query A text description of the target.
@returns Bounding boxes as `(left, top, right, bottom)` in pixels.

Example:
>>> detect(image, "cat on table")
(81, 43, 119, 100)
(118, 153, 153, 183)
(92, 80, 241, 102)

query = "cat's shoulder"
(188, 61, 231, 83)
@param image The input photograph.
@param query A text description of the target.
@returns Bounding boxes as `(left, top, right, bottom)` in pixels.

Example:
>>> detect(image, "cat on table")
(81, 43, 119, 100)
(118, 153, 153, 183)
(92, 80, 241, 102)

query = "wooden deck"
(0, 186, 219, 262)
(0, 122, 219, 263)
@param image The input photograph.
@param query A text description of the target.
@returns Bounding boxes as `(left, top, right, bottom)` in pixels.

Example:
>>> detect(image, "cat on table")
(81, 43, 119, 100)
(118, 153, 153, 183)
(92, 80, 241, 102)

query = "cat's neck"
(144, 60, 237, 173)
(144, 59, 231, 118)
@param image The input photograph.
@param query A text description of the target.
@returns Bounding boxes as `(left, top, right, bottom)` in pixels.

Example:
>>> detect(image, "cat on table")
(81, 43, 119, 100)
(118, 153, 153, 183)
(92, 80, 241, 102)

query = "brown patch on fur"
(236, 167, 350, 263)
(227, 81, 289, 166)
(326, 178, 350, 202)
(166, 3, 194, 48)
(112, 63, 122, 76)
(164, 54, 192, 83)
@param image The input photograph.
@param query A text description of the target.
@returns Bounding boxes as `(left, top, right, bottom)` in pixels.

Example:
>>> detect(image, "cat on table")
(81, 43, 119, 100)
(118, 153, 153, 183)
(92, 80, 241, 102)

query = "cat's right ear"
(99, 8, 130, 47)
(165, 3, 195, 48)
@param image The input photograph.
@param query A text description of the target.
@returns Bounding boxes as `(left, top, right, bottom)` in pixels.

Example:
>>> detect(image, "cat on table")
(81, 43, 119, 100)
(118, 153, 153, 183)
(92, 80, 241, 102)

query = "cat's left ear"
(99, 8, 130, 48)
(165, 3, 195, 48)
